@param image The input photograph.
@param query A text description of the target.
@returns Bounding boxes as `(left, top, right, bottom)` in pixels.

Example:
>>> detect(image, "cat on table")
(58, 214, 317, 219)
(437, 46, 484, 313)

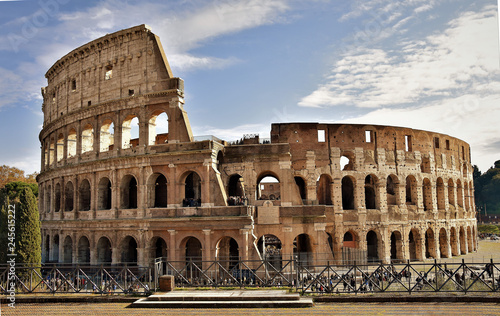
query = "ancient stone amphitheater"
(38, 25, 477, 268)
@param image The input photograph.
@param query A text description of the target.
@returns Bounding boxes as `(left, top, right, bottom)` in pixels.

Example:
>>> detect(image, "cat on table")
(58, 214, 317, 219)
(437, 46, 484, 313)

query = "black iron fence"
(0, 264, 153, 295)
(2, 259, 499, 295)
(155, 257, 500, 294)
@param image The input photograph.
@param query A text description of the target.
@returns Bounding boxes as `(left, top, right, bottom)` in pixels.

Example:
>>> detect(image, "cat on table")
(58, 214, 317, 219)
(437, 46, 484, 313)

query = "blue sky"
(0, 0, 499, 174)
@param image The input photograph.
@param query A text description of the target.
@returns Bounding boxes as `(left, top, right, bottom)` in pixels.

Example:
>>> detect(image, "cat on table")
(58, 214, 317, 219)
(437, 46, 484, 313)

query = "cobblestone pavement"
(2, 302, 500, 316)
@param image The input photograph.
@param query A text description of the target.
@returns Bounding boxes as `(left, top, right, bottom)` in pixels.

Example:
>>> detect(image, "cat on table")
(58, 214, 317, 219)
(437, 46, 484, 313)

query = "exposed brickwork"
(38, 25, 477, 269)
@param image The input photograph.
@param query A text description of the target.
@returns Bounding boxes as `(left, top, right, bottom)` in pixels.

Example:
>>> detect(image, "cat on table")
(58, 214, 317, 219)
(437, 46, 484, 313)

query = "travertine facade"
(38, 25, 477, 268)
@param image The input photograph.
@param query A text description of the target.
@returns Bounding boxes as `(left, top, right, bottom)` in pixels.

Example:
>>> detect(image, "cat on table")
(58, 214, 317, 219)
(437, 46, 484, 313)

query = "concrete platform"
(128, 290, 314, 308)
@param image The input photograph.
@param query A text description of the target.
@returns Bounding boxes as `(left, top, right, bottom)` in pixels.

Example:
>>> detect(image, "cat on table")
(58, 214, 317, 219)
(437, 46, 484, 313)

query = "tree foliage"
(474, 160, 500, 215)
(0, 165, 37, 189)
(0, 183, 41, 265)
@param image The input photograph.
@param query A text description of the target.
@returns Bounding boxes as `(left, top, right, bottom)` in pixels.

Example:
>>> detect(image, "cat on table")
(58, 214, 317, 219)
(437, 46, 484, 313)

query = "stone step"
(146, 290, 302, 301)
(128, 290, 314, 308)
(129, 298, 314, 308)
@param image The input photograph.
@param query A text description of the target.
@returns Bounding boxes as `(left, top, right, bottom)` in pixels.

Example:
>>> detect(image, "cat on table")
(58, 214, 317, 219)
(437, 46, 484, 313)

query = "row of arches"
(42, 112, 169, 168)
(230, 171, 474, 212)
(344, 225, 477, 262)
(40, 171, 201, 212)
(42, 233, 316, 267)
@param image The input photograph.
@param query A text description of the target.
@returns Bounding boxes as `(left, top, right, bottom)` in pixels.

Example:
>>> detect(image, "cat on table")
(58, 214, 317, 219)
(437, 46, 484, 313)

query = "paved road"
(2, 302, 500, 315)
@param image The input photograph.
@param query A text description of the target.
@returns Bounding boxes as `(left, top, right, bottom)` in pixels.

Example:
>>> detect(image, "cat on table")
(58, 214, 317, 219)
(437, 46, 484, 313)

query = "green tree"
(475, 160, 500, 215)
(0, 183, 41, 266)
(15, 187, 41, 266)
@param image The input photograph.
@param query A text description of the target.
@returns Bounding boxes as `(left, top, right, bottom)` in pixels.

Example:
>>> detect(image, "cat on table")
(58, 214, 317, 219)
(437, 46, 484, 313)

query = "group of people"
(227, 196, 247, 205)
(182, 198, 201, 207)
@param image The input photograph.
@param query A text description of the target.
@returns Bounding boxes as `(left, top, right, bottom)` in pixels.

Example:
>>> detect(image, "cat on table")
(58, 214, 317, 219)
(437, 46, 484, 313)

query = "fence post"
(462, 259, 467, 294)
(491, 258, 495, 292)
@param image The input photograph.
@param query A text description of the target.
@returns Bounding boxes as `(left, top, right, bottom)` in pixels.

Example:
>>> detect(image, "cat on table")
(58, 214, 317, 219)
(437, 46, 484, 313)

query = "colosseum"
(38, 25, 477, 269)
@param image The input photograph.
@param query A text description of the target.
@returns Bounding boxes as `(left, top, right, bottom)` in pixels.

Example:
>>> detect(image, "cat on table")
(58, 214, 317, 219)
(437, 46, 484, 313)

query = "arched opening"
(228, 174, 245, 197)
(464, 182, 470, 211)
(52, 234, 60, 262)
(67, 128, 77, 158)
(405, 175, 417, 205)
(152, 237, 168, 259)
(257, 174, 280, 200)
(148, 111, 168, 145)
(184, 172, 201, 206)
(62, 236, 72, 263)
(294, 176, 307, 201)
(390, 231, 403, 262)
(228, 174, 246, 205)
(425, 228, 436, 259)
(436, 178, 445, 210)
(96, 237, 112, 264)
(98, 177, 112, 210)
(343, 231, 356, 248)
(317, 174, 332, 205)
(439, 228, 449, 258)
(77, 236, 90, 264)
(386, 175, 398, 206)
(45, 185, 51, 213)
(79, 179, 91, 211)
(65, 182, 74, 211)
(365, 175, 377, 209)
(184, 237, 202, 276)
(408, 229, 419, 261)
(100, 120, 114, 152)
(216, 237, 239, 271)
(257, 235, 282, 269)
(216, 151, 224, 172)
(153, 174, 168, 207)
(293, 234, 313, 267)
(447, 179, 455, 206)
(459, 227, 466, 254)
(366, 230, 379, 263)
(49, 142, 54, 164)
(44, 235, 50, 263)
(326, 232, 335, 259)
(81, 124, 94, 154)
(120, 236, 138, 264)
(450, 227, 459, 256)
(54, 183, 61, 212)
(44, 144, 49, 167)
(423, 178, 433, 211)
(340, 153, 354, 170)
(341, 176, 355, 210)
(122, 115, 139, 149)
(457, 180, 464, 207)
(121, 175, 137, 209)
(57, 134, 64, 162)
(462, 163, 467, 178)
(467, 226, 473, 253)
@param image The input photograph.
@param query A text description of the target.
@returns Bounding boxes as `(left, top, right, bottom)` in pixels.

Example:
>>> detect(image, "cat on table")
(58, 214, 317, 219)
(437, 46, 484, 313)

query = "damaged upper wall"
(41, 24, 180, 126)
(271, 123, 472, 172)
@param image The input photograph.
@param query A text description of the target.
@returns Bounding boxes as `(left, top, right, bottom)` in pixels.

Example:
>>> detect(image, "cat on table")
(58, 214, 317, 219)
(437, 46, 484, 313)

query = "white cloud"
(340, 93, 500, 172)
(300, 5, 499, 108)
(195, 123, 271, 141)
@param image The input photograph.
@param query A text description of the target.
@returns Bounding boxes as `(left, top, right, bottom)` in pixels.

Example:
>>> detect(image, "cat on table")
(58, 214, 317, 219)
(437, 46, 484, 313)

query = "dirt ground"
(423, 239, 500, 264)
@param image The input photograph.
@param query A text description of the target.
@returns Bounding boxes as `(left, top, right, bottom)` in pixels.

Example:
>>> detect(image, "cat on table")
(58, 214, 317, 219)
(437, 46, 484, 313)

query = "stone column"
(168, 230, 178, 265)
(202, 229, 212, 272)
(282, 227, 293, 260)
(240, 227, 250, 261)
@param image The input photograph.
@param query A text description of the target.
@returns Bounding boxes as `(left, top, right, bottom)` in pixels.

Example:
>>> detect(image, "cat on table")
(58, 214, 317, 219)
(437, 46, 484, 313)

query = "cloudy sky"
(0, 0, 498, 174)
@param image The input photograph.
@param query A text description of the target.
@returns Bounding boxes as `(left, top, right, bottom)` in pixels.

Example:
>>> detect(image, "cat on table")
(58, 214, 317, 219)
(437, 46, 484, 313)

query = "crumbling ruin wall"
(38, 25, 476, 268)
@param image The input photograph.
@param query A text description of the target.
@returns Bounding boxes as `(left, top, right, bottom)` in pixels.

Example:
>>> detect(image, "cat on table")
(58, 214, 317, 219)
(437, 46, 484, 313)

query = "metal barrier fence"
(2, 259, 499, 295)
(0, 264, 153, 295)
(155, 258, 500, 294)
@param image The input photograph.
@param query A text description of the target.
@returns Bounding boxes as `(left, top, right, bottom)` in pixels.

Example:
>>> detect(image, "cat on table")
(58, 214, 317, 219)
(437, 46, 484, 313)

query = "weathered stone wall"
(38, 25, 477, 268)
